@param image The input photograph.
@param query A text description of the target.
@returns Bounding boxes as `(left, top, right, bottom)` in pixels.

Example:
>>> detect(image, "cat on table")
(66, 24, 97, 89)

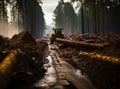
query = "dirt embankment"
(0, 36, 10, 62)
(0, 31, 48, 88)
(58, 34, 120, 89)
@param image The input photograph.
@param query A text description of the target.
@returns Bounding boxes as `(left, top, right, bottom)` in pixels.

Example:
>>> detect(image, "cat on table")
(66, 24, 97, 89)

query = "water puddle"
(76, 69, 85, 78)
(35, 44, 96, 89)
(34, 56, 57, 88)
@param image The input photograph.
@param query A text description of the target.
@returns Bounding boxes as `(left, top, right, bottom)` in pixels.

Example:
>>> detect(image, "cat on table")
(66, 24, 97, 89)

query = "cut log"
(0, 50, 17, 89)
(79, 51, 120, 64)
(55, 38, 108, 49)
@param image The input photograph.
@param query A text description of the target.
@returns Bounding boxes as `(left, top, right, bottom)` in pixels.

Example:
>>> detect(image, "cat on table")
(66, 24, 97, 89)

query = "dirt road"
(35, 43, 96, 89)
(8, 41, 96, 89)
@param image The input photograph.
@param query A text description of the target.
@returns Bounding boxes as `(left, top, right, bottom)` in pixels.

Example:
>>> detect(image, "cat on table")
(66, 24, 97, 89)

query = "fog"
(0, 21, 19, 38)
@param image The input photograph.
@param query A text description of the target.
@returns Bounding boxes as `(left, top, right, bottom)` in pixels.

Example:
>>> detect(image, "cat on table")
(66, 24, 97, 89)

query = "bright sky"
(42, 0, 69, 26)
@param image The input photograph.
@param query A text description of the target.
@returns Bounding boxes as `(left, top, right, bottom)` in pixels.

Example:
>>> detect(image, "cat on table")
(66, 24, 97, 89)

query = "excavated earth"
(1, 32, 120, 89)
(58, 34, 120, 89)
(0, 31, 47, 88)
(0, 35, 10, 62)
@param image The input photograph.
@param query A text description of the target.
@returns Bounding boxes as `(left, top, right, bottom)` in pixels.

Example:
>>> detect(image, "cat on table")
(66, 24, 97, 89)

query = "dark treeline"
(54, 0, 120, 36)
(1, 0, 120, 37)
(0, 0, 45, 37)
(82, 0, 120, 35)
(53, 0, 76, 36)
(0, 0, 7, 21)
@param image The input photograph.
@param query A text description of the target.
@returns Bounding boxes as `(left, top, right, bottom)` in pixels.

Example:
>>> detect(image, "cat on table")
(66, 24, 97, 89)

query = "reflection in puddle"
(34, 56, 56, 87)
(75, 69, 86, 78)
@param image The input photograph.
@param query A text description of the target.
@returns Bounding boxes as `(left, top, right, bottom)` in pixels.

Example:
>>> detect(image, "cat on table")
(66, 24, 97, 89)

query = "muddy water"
(8, 43, 96, 89)
(33, 56, 95, 89)
(34, 55, 77, 89)
(33, 44, 96, 89)
(34, 56, 57, 88)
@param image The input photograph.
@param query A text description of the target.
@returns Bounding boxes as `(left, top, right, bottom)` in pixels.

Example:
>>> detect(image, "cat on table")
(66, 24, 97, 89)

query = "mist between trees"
(0, 0, 120, 37)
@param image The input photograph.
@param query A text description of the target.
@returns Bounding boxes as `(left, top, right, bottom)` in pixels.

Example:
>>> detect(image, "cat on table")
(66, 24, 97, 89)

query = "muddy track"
(35, 42, 96, 89)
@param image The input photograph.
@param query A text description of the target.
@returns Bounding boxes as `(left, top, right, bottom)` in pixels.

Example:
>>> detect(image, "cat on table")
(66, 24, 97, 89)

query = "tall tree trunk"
(81, 3, 84, 34)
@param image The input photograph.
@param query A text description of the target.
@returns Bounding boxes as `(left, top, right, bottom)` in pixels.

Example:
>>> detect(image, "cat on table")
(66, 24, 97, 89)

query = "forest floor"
(57, 33, 120, 89)
(0, 31, 47, 89)
(0, 32, 120, 89)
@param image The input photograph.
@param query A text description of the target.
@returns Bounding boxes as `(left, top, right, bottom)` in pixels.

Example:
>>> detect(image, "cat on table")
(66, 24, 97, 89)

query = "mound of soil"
(0, 31, 48, 88)
(11, 31, 36, 44)
(0, 35, 10, 62)
(9, 31, 47, 87)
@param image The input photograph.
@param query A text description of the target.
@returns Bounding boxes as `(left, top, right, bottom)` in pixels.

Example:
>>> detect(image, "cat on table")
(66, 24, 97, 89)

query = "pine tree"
(53, 1, 76, 35)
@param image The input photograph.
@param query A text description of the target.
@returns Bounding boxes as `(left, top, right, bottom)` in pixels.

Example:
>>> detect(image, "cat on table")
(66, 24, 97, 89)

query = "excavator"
(50, 27, 64, 44)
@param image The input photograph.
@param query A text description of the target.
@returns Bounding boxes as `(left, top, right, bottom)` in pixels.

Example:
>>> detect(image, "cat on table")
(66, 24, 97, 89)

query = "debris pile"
(10, 31, 47, 86)
(11, 31, 36, 44)
(66, 33, 107, 43)
(0, 35, 10, 62)
(0, 31, 47, 88)
(58, 33, 120, 89)
(107, 34, 120, 48)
